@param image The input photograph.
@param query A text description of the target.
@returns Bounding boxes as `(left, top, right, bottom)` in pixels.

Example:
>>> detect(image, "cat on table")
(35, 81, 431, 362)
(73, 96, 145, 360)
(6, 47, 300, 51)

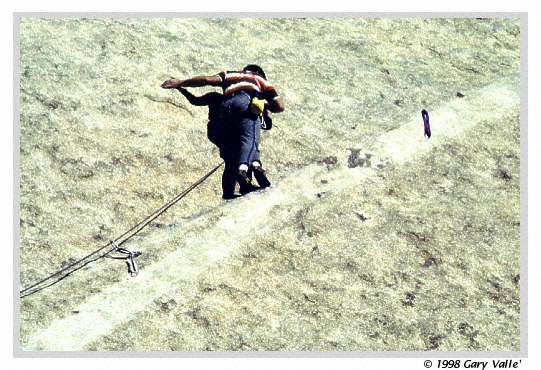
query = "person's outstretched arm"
(161, 75, 221, 89)
(261, 87, 285, 113)
(177, 88, 215, 106)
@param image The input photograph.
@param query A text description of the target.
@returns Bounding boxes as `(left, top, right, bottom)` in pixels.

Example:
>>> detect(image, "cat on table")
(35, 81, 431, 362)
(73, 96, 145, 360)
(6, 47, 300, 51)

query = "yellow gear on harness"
(250, 97, 265, 116)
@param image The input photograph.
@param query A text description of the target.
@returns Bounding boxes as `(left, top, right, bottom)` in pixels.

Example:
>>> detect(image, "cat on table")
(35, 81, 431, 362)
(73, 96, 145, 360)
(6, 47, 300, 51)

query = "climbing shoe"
(252, 166, 271, 188)
(238, 169, 258, 195)
(222, 193, 239, 200)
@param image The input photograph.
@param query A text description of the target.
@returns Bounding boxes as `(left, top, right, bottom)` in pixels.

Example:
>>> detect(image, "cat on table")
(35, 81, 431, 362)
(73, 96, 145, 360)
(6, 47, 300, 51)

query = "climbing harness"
(19, 162, 224, 299)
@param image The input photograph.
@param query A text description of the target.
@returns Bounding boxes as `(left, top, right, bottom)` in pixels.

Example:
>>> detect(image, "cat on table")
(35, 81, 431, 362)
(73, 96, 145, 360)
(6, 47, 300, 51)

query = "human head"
(242, 64, 266, 79)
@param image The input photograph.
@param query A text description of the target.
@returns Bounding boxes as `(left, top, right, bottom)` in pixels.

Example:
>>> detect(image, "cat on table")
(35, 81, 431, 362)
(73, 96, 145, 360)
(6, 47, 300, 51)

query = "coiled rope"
(19, 162, 224, 299)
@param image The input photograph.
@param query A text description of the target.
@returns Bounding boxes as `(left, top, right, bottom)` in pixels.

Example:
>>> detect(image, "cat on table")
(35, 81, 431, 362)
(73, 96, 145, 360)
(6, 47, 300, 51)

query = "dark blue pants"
(221, 91, 261, 167)
(219, 133, 239, 197)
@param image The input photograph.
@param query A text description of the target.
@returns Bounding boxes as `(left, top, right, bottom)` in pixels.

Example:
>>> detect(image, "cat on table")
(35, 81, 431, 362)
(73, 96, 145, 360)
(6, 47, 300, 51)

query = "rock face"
(18, 17, 521, 351)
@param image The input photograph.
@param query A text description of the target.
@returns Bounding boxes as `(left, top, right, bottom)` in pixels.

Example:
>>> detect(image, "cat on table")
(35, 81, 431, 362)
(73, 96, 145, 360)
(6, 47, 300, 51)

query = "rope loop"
(19, 162, 224, 299)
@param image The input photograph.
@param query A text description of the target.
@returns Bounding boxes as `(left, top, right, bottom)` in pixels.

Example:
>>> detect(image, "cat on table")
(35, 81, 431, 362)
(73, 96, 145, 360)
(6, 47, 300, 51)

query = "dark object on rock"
(402, 292, 416, 306)
(497, 168, 512, 181)
(456, 92, 465, 98)
(354, 211, 368, 222)
(457, 322, 474, 336)
(319, 156, 338, 166)
(427, 335, 444, 350)
(159, 298, 177, 313)
(424, 255, 437, 267)
(513, 274, 520, 285)
(422, 109, 431, 138)
(348, 149, 361, 168)
(422, 250, 438, 267)
(348, 149, 372, 168)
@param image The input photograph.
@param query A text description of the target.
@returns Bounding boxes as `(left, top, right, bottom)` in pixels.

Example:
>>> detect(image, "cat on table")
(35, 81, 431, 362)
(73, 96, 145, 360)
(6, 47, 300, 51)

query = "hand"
(161, 79, 182, 89)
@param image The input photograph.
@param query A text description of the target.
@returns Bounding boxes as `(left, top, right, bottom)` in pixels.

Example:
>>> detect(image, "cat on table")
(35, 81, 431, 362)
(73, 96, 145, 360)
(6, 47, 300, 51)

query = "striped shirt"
(216, 71, 280, 100)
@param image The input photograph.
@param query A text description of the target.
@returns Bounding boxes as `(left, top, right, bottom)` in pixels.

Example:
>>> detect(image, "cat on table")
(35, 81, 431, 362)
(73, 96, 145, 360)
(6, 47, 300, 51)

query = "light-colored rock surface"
(19, 18, 521, 351)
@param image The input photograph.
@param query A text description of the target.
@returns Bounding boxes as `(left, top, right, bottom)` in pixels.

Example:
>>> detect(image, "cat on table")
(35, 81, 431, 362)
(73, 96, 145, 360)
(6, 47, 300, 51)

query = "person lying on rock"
(161, 65, 285, 199)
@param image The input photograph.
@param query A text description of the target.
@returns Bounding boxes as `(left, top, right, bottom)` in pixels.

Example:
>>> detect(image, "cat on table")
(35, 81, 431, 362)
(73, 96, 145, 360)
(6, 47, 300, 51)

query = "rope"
(19, 162, 224, 299)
